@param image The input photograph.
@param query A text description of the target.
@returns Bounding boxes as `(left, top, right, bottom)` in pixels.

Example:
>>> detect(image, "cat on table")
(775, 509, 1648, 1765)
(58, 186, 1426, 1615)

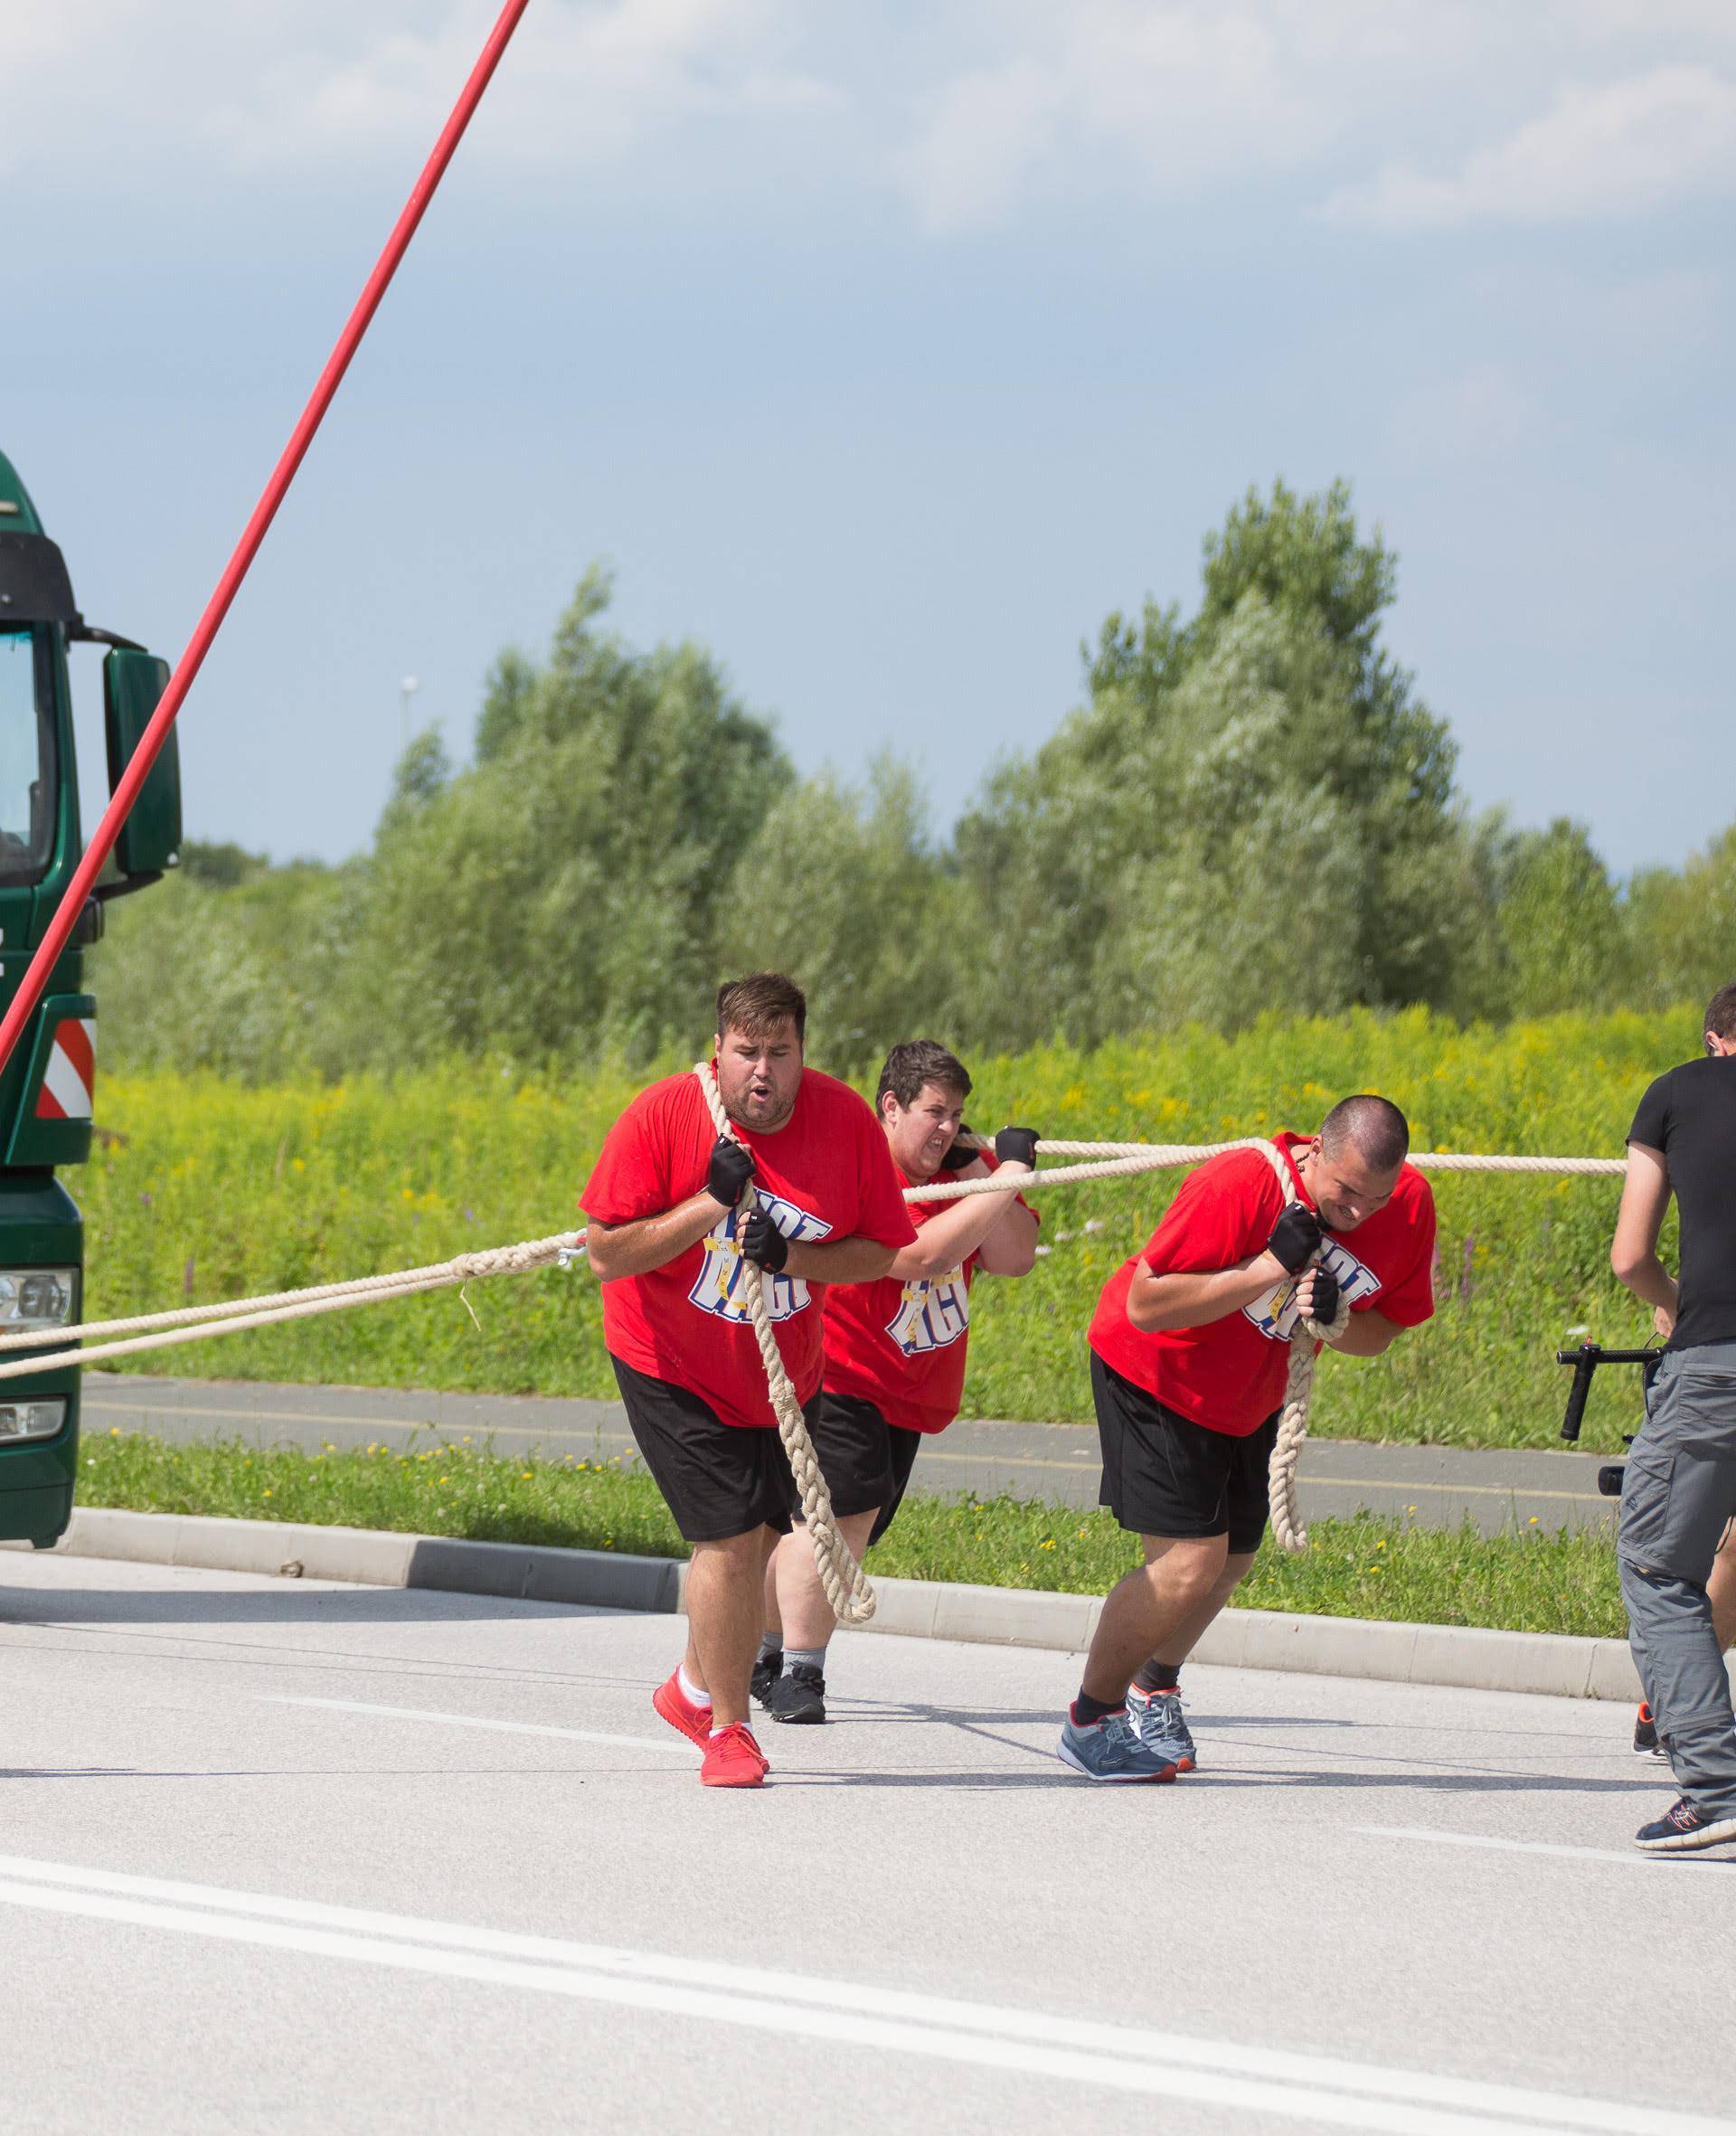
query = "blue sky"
(5, 1, 1732, 876)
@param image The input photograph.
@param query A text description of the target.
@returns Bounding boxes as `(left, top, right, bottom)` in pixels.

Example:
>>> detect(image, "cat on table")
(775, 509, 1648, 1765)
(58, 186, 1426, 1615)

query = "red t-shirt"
(580, 1068, 916, 1430)
(1088, 1131, 1437, 1435)
(822, 1155, 1039, 1434)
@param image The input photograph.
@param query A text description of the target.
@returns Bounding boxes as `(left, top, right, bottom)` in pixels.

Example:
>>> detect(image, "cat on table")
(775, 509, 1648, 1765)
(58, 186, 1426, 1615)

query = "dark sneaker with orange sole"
(1633, 1703, 1666, 1759)
(1634, 1797, 1736, 1853)
(702, 1722, 769, 1788)
(652, 1670, 712, 1749)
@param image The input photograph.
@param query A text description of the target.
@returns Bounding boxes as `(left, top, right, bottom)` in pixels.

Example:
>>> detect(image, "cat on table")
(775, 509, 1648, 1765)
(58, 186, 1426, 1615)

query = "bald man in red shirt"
(1061, 1093, 1437, 1782)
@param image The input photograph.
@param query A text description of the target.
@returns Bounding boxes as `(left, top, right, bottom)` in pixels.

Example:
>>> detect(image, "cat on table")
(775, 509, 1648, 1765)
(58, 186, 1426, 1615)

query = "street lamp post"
(400, 674, 420, 750)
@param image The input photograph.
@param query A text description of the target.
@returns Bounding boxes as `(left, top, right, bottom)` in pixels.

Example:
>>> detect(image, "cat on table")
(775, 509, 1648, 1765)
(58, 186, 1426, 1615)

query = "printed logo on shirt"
(1243, 1236, 1381, 1343)
(885, 1265, 970, 1357)
(688, 1192, 834, 1326)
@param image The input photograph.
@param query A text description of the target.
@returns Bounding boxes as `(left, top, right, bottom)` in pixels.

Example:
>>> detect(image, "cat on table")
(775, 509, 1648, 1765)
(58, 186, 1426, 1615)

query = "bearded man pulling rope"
(1059, 1094, 1438, 1782)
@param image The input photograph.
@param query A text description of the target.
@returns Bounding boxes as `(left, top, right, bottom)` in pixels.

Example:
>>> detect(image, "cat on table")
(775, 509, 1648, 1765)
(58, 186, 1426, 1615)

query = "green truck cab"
(0, 449, 182, 1546)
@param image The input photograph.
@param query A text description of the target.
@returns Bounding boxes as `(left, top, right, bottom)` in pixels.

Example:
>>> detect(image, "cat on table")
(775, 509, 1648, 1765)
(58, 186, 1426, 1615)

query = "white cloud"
(1325, 64, 1736, 229)
(894, 3, 1322, 237)
(0, 0, 844, 181)
(4, 0, 1735, 240)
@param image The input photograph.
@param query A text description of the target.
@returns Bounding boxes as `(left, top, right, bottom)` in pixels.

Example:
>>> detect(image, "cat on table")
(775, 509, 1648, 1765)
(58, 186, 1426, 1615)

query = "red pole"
(0, 0, 533, 1081)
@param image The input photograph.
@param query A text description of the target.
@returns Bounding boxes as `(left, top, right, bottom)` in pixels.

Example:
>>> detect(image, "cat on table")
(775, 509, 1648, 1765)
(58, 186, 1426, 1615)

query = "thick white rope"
(689, 1062, 875, 1626)
(0, 1233, 579, 1385)
(906, 1139, 1625, 1201)
(1253, 1141, 1350, 1557)
(0, 1243, 588, 1355)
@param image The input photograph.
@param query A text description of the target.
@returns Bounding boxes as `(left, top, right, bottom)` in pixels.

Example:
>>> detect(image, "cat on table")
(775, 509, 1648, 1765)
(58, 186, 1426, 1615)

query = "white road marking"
(0, 1855, 1725, 2136)
(1361, 1826, 1736, 1876)
(260, 1694, 691, 1755)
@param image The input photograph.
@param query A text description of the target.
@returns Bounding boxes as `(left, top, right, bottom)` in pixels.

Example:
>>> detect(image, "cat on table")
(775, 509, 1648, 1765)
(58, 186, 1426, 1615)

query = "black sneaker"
(762, 1660, 826, 1725)
(1633, 1703, 1665, 1759)
(1634, 1797, 1736, 1853)
(750, 1649, 783, 1707)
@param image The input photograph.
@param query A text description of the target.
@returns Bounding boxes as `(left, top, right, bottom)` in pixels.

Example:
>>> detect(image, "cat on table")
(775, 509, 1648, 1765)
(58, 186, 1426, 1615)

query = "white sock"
(678, 1665, 710, 1708)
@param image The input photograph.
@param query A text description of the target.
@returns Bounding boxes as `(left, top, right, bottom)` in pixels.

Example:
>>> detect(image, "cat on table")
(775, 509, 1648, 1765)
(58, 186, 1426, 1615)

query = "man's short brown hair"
(875, 1039, 972, 1112)
(715, 971, 807, 1047)
(1318, 1093, 1410, 1172)
(1705, 982, 1736, 1044)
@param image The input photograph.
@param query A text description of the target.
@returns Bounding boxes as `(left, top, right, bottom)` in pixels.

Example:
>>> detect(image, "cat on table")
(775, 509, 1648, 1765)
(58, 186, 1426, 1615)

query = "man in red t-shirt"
(754, 1038, 1041, 1724)
(580, 972, 914, 1788)
(1060, 1093, 1437, 1783)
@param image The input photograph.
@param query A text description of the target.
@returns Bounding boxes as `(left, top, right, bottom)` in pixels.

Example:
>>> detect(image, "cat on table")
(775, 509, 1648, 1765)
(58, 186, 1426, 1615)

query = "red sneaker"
(652, 1670, 712, 1748)
(701, 1722, 769, 1788)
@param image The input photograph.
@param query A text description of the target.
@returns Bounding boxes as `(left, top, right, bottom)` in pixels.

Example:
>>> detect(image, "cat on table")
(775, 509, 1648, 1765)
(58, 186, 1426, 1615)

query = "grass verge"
(76, 1431, 1626, 1640)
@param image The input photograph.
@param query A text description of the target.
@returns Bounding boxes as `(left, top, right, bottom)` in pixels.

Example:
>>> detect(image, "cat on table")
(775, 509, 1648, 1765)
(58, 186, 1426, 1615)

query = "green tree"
(955, 480, 1472, 1047)
(333, 568, 793, 1065)
(1495, 818, 1628, 1016)
(718, 758, 964, 1075)
(1626, 824, 1736, 1012)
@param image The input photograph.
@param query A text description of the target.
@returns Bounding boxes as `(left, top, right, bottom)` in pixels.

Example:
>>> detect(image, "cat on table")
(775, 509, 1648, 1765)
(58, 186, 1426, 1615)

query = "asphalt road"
(85, 1372, 1624, 1535)
(0, 1552, 1730, 2136)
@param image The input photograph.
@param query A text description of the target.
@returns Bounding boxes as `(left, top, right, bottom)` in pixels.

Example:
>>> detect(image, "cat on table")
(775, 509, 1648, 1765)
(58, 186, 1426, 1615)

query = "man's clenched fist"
(705, 1138, 755, 1207)
(1299, 1265, 1339, 1327)
(1267, 1203, 1323, 1275)
(739, 1204, 789, 1272)
(994, 1127, 1040, 1168)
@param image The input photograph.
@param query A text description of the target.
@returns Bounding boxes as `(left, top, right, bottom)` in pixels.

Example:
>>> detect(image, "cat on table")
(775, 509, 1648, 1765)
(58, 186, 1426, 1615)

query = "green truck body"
(0, 449, 181, 1545)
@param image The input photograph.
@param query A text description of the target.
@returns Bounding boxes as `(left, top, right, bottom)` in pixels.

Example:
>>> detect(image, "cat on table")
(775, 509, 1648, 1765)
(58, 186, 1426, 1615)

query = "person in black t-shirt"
(1611, 980, 1736, 1853)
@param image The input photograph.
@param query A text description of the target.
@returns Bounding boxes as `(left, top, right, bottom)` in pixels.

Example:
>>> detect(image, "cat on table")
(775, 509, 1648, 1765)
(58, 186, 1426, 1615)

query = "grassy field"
(77, 1005, 1689, 1451)
(78, 1430, 1627, 1640)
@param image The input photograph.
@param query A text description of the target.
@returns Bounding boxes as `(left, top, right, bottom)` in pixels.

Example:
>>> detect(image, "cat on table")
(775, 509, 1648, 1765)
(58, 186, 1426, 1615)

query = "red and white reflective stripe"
(35, 1017, 95, 1121)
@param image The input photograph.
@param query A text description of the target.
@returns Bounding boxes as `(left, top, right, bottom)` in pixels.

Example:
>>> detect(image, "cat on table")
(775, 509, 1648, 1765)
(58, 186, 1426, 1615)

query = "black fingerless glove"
(937, 1126, 980, 1173)
(1267, 1203, 1323, 1275)
(994, 1126, 1039, 1168)
(1307, 1267, 1340, 1325)
(705, 1137, 755, 1207)
(740, 1204, 789, 1272)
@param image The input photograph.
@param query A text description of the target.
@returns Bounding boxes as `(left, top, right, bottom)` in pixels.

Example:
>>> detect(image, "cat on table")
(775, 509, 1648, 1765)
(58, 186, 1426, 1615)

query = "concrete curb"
(34, 1507, 1659, 1703)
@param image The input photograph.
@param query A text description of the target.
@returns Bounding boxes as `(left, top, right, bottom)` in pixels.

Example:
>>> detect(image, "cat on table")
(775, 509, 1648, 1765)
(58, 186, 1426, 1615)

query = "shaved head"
(1318, 1093, 1410, 1173)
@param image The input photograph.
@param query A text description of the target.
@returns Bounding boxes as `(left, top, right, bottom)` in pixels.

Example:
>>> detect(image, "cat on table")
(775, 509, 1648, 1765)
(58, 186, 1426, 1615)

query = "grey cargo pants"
(1617, 1339, 1736, 1816)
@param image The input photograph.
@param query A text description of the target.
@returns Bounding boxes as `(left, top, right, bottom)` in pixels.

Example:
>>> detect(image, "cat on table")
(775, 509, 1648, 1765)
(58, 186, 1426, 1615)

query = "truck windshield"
(0, 629, 56, 885)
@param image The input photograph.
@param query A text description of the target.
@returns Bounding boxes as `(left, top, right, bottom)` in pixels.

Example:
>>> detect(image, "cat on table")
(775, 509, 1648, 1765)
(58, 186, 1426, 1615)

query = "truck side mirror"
(102, 648, 181, 878)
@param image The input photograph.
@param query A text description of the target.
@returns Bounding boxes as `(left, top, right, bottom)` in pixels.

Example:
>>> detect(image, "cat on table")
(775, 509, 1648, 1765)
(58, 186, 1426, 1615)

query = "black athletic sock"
(1071, 1689, 1125, 1727)
(1134, 1661, 1180, 1695)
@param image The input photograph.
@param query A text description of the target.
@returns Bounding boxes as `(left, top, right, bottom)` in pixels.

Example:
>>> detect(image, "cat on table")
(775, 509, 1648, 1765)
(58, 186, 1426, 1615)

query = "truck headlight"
(0, 1399, 68, 1442)
(0, 1270, 78, 1328)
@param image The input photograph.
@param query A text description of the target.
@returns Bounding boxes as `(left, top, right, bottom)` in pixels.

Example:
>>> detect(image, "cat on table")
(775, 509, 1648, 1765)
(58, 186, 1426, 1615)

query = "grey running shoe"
(1057, 1707, 1179, 1782)
(1634, 1797, 1736, 1852)
(1127, 1686, 1197, 1772)
(762, 1660, 826, 1725)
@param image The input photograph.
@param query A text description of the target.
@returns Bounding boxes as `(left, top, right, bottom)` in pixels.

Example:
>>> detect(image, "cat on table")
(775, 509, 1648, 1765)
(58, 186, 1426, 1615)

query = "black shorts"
(1091, 1352, 1278, 1554)
(793, 1393, 924, 1545)
(611, 1356, 797, 1545)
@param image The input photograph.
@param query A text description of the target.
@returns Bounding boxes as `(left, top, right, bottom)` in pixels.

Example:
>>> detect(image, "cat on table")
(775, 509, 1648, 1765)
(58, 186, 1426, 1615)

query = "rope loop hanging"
(691, 1061, 876, 1627)
(1254, 1139, 1351, 1556)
